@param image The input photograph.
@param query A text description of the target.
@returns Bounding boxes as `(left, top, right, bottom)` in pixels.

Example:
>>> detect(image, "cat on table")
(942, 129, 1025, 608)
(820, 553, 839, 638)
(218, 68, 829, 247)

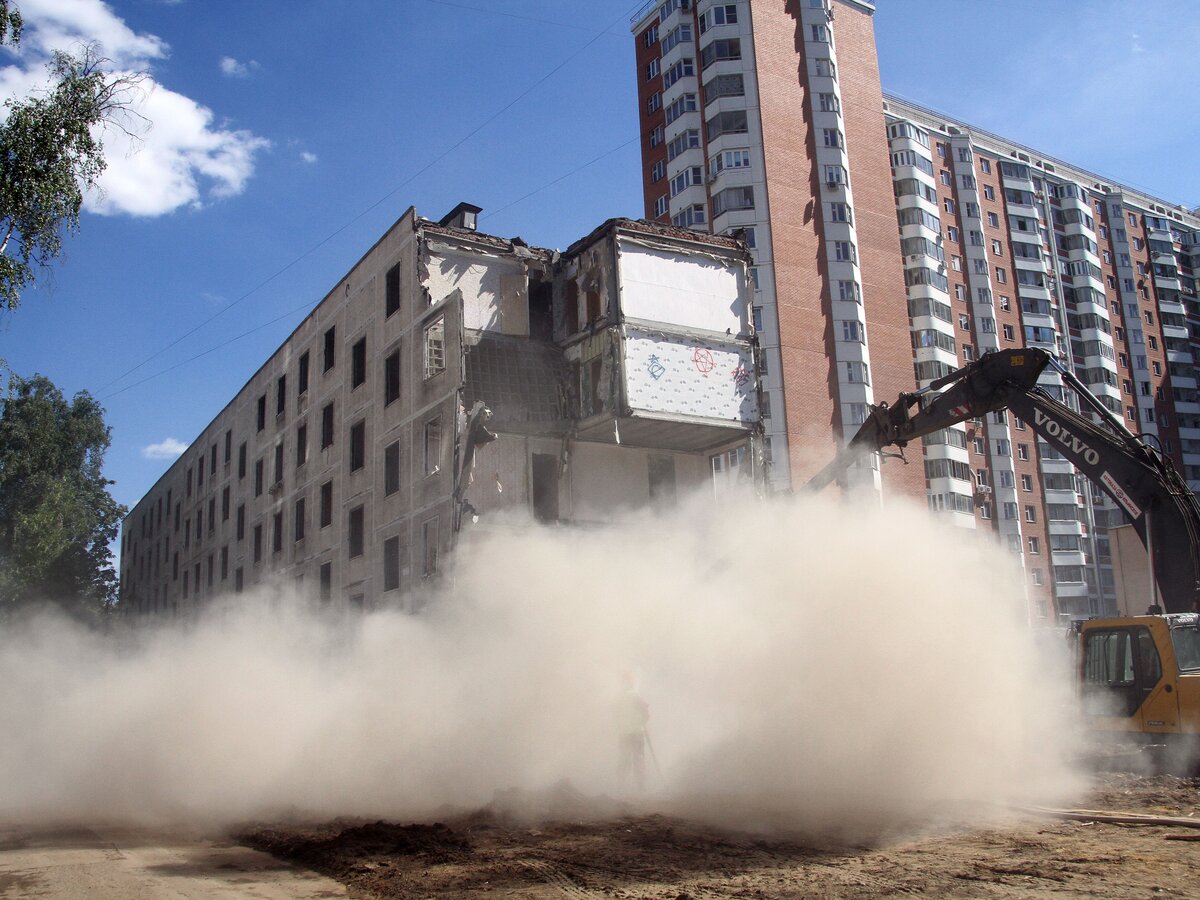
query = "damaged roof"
(562, 217, 748, 259)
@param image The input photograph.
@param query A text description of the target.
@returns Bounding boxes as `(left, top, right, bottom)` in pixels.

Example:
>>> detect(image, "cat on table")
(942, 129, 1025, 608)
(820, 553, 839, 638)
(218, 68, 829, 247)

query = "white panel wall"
(624, 326, 756, 423)
(617, 238, 745, 334)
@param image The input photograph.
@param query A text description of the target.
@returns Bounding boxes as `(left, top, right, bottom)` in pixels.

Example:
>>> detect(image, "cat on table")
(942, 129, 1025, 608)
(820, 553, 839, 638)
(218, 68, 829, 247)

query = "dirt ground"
(239, 772, 1200, 898)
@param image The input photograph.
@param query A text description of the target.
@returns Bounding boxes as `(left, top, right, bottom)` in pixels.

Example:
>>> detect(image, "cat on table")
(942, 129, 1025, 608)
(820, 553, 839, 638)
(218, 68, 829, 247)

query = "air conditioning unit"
(976, 485, 993, 495)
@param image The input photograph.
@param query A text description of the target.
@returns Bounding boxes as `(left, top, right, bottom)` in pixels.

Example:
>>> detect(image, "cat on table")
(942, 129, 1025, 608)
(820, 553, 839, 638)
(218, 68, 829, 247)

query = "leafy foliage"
(0, 19, 144, 310)
(0, 373, 126, 618)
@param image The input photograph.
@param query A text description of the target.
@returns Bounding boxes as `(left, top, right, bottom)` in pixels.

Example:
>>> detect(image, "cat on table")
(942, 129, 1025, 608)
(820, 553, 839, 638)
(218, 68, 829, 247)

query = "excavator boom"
(806, 348, 1200, 613)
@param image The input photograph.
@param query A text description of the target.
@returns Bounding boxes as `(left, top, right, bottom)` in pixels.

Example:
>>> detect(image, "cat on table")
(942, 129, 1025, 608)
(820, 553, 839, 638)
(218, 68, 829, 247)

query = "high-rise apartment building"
(631, 0, 1200, 620)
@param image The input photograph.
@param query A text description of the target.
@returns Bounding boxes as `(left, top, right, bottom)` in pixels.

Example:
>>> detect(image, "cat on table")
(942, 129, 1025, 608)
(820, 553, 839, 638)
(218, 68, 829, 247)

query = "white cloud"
(300, 151, 317, 164)
(219, 56, 259, 78)
(0, 0, 270, 217)
(142, 437, 188, 460)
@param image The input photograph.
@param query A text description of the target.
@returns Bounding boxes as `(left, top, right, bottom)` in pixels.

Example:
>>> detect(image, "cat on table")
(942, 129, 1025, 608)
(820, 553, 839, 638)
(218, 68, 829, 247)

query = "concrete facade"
(120, 210, 761, 614)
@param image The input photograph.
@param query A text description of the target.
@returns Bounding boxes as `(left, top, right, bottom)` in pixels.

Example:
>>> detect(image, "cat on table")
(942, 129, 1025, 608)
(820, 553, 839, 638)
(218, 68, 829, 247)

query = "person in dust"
(615, 671, 650, 792)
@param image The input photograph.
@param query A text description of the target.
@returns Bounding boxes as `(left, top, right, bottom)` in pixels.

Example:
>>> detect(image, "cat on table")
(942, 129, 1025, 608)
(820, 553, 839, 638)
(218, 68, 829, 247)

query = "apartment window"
(257, 394, 266, 431)
(751, 306, 763, 331)
(235, 567, 243, 593)
(845, 361, 870, 384)
(253, 524, 263, 563)
(276, 375, 286, 416)
(384, 349, 401, 405)
(349, 420, 365, 473)
(648, 125, 663, 148)
(236, 504, 245, 541)
(207, 498, 215, 533)
(272, 511, 283, 554)
(653, 195, 668, 217)
(377, 535, 401, 593)
(706, 109, 748, 141)
(424, 418, 441, 475)
(840, 320, 863, 343)
(646, 58, 660, 81)
(323, 326, 336, 371)
(829, 201, 851, 223)
(224, 430, 232, 465)
(298, 351, 310, 396)
(954, 284, 966, 300)
(814, 58, 835, 78)
(1003, 502, 1018, 520)
(1028, 536, 1040, 554)
(824, 164, 845, 186)
(220, 545, 229, 580)
(319, 562, 332, 601)
(939, 170, 952, 186)
(699, 3, 736, 32)
(1002, 323, 1015, 341)
(837, 280, 860, 302)
(424, 316, 446, 379)
(422, 518, 439, 578)
(273, 442, 284, 485)
(810, 23, 828, 42)
(995, 268, 1007, 284)
(980, 158, 991, 174)
(834, 240, 856, 263)
(822, 128, 842, 149)
(982, 185, 995, 201)
(818, 92, 839, 113)
(651, 159, 665, 182)
(349, 506, 365, 558)
(238, 442, 247, 479)
(987, 212, 999, 227)
(385, 440, 400, 496)
(321, 402, 334, 449)
(254, 459, 264, 496)
(943, 198, 956, 214)
(646, 91, 661, 114)
(1018, 443, 1030, 461)
(710, 148, 750, 176)
(349, 336, 366, 389)
(1021, 474, 1033, 491)
(221, 486, 230, 521)
(296, 422, 307, 468)
(294, 497, 305, 542)
(995, 439, 1010, 457)
(958, 313, 970, 329)
(991, 239, 1002, 256)
(946, 225, 959, 242)
(1025, 505, 1037, 523)
(712, 185, 754, 216)
(320, 481, 332, 528)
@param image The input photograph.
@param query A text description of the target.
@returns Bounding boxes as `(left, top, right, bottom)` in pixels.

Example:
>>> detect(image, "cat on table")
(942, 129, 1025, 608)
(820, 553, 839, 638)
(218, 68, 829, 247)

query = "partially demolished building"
(119, 205, 761, 613)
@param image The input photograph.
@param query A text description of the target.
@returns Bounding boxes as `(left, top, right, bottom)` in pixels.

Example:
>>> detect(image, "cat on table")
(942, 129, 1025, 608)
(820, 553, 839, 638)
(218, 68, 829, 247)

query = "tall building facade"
(631, 0, 1200, 620)
(120, 208, 761, 615)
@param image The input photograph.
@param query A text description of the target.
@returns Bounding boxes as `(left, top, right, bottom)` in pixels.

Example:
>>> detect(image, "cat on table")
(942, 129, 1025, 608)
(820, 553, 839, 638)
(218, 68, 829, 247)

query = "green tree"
(0, 2, 144, 310)
(0, 372, 126, 619)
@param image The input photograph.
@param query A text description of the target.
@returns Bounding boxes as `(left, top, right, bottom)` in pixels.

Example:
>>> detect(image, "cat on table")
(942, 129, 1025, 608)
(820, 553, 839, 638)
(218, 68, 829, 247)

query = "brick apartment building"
(631, 0, 1200, 620)
(119, 207, 761, 615)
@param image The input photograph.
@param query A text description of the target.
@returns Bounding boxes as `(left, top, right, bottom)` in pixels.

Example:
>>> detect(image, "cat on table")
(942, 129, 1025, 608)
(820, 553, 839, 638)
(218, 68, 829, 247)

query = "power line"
(100, 3, 641, 398)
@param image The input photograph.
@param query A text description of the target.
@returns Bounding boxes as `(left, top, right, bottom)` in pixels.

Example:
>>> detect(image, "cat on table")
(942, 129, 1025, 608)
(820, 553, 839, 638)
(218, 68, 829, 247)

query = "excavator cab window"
(1170, 624, 1200, 672)
(1081, 627, 1160, 717)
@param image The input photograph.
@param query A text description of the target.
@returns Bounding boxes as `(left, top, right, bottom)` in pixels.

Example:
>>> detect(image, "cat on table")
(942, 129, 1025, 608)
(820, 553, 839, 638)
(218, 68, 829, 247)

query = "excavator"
(804, 347, 1200, 759)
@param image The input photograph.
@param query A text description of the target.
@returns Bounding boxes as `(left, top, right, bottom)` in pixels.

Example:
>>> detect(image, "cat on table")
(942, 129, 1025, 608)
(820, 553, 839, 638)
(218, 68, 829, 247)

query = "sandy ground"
(238, 772, 1200, 899)
(0, 823, 348, 898)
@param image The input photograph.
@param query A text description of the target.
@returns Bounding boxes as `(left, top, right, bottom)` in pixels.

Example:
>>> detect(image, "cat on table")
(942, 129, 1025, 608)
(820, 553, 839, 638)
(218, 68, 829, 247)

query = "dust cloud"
(0, 493, 1085, 838)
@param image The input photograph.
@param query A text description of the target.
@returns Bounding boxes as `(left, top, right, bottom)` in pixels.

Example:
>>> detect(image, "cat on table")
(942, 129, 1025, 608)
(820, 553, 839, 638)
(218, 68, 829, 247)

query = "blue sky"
(1, 0, 1197, 517)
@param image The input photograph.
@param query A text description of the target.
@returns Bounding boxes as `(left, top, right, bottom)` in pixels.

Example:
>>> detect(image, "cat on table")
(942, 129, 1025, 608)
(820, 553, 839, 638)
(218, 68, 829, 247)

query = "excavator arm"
(805, 348, 1200, 613)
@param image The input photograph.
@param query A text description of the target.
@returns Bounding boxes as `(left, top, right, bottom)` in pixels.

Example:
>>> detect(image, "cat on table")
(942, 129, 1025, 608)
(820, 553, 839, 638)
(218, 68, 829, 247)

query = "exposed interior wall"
(568, 442, 708, 523)
(618, 239, 747, 334)
(424, 244, 529, 336)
